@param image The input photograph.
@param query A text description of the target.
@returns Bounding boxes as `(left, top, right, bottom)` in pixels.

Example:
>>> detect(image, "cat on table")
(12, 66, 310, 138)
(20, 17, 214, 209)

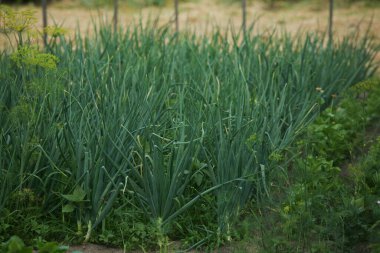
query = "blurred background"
(0, 0, 378, 34)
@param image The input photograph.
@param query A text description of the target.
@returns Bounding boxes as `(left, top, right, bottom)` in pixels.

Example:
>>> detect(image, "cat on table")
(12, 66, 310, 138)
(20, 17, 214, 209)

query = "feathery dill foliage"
(0, 14, 377, 250)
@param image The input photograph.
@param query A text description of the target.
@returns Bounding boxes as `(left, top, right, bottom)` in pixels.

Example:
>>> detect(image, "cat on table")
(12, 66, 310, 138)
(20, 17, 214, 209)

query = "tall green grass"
(0, 19, 377, 248)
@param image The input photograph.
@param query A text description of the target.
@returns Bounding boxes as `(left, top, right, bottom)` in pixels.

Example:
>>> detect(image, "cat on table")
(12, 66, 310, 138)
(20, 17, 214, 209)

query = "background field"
(1, 0, 379, 47)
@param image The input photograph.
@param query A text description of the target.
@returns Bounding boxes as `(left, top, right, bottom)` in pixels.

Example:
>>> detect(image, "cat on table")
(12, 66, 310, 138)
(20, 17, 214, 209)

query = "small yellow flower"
(315, 87, 324, 93)
(11, 45, 59, 70)
(269, 152, 283, 162)
(44, 26, 68, 38)
(0, 5, 37, 33)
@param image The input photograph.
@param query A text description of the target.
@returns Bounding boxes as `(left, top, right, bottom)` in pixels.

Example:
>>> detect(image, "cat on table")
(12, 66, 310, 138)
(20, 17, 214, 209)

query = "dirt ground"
(68, 242, 251, 253)
(69, 244, 125, 253)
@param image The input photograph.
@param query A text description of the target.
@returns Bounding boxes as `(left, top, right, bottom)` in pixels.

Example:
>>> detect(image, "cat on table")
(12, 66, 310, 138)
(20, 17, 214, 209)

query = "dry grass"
(1, 0, 379, 49)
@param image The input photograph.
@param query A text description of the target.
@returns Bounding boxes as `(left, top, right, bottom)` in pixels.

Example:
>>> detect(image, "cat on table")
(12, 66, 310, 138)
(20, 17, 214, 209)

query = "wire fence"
(41, 0, 335, 46)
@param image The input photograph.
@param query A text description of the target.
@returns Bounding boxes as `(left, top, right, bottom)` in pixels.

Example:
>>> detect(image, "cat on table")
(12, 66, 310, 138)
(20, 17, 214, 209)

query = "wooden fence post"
(42, 0, 47, 47)
(113, 0, 118, 32)
(242, 0, 246, 35)
(174, 0, 179, 32)
(328, 0, 334, 43)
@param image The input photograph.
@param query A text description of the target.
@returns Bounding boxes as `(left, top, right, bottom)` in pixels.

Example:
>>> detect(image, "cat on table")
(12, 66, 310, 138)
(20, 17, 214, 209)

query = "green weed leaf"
(62, 204, 75, 213)
(62, 186, 86, 203)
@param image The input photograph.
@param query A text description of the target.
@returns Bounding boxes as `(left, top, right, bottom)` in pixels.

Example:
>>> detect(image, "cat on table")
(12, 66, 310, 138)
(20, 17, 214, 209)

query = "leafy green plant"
(303, 78, 380, 165)
(305, 107, 357, 164)
(91, 197, 158, 250)
(61, 186, 87, 237)
(279, 156, 348, 252)
(0, 236, 33, 253)
(346, 137, 380, 251)
(255, 77, 380, 253)
(0, 236, 71, 253)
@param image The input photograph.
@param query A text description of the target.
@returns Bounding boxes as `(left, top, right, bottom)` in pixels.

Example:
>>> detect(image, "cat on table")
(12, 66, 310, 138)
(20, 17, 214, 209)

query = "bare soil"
(68, 241, 255, 253)
(69, 244, 125, 253)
